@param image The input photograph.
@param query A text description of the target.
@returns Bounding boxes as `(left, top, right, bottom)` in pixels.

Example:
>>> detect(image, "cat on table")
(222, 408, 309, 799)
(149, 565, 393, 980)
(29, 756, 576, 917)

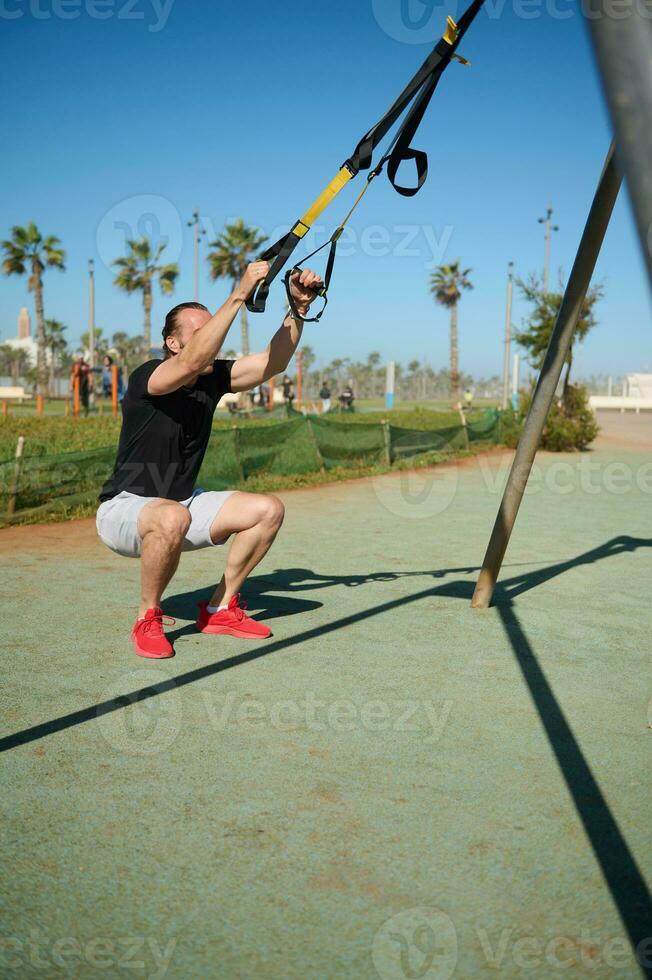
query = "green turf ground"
(1, 436, 650, 978)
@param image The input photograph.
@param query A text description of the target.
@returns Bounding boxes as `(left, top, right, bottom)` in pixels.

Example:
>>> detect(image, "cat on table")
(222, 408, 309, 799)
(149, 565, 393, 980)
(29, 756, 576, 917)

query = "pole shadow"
(2, 536, 650, 972)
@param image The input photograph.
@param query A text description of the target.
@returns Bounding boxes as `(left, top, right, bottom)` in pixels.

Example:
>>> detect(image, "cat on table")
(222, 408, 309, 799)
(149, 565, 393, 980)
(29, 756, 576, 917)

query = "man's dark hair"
(162, 302, 209, 358)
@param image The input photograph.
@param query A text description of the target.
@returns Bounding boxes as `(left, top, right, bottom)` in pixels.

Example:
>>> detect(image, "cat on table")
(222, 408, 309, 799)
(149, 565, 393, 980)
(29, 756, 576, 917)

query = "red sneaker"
(131, 607, 176, 659)
(196, 594, 272, 639)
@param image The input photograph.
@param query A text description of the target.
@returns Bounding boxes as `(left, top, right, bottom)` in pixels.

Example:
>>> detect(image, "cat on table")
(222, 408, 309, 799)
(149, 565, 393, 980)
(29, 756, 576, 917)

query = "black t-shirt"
(99, 358, 234, 502)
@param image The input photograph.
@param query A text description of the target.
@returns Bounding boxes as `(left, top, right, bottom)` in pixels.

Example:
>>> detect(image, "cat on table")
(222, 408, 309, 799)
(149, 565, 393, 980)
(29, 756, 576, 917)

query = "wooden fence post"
(381, 420, 392, 465)
(111, 365, 119, 418)
(73, 376, 80, 417)
(306, 418, 326, 473)
(296, 351, 302, 409)
(458, 408, 470, 451)
(36, 394, 44, 417)
(232, 425, 245, 482)
(6, 435, 25, 517)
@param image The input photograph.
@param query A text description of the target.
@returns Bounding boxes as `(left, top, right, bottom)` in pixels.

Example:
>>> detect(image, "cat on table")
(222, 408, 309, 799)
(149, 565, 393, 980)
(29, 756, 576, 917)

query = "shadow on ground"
(2, 534, 651, 974)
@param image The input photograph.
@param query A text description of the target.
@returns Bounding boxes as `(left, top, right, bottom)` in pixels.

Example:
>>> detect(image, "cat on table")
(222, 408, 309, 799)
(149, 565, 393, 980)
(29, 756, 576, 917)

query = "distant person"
(463, 388, 473, 411)
(70, 355, 92, 416)
(339, 382, 354, 411)
(320, 380, 331, 413)
(282, 374, 295, 411)
(101, 355, 114, 398)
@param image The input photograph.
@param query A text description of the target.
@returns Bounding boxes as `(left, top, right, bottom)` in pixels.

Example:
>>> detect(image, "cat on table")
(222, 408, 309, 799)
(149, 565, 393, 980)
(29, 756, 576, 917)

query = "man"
(96, 261, 322, 659)
(70, 355, 92, 416)
(339, 382, 354, 411)
(319, 379, 331, 414)
(281, 374, 294, 411)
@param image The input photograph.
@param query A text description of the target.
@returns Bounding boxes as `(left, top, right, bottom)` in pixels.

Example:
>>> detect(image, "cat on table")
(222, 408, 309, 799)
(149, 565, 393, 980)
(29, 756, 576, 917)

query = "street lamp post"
(537, 204, 559, 295)
(502, 261, 514, 411)
(187, 209, 206, 303)
(88, 258, 95, 408)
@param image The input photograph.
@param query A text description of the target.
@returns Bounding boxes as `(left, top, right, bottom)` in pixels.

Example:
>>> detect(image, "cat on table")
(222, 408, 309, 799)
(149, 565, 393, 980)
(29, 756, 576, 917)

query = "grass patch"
(0, 407, 491, 460)
(0, 441, 499, 529)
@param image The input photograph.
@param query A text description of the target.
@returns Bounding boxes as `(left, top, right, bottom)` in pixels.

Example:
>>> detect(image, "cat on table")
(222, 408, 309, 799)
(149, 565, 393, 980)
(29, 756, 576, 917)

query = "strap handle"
(387, 148, 429, 197)
(284, 268, 329, 323)
(283, 230, 340, 323)
(245, 228, 304, 314)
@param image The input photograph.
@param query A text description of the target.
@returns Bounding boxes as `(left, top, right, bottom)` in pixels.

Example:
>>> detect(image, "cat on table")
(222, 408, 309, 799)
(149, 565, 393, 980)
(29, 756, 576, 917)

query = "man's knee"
(148, 502, 191, 542)
(260, 494, 285, 529)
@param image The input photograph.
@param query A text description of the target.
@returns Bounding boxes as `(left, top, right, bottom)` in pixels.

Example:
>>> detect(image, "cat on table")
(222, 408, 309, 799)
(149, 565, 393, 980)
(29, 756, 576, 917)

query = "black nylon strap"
(245, 228, 303, 313)
(346, 0, 485, 176)
(247, 0, 486, 314)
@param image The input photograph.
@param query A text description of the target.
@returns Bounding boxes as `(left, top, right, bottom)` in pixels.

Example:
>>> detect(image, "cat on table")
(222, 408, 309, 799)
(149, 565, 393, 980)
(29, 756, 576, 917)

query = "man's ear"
(164, 335, 178, 356)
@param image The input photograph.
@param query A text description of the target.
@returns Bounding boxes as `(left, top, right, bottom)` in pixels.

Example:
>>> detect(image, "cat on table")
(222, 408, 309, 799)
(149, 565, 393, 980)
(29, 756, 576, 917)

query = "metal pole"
(587, 0, 652, 289)
(501, 262, 513, 410)
(188, 210, 204, 303)
(194, 213, 199, 303)
(88, 259, 95, 409)
(538, 205, 559, 295)
(511, 352, 520, 409)
(385, 360, 396, 410)
(472, 142, 621, 608)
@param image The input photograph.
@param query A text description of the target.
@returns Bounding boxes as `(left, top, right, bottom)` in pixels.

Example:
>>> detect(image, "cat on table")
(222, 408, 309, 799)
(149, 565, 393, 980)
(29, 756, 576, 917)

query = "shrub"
(500, 384, 599, 452)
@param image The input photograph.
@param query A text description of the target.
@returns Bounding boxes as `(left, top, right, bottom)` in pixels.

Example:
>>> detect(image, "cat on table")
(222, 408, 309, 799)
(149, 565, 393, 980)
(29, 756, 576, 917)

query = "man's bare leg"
(137, 500, 191, 617)
(207, 491, 285, 608)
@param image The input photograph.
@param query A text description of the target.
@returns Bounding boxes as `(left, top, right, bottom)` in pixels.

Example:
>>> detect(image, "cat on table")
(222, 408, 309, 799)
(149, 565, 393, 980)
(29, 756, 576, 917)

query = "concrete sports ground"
(1, 412, 651, 978)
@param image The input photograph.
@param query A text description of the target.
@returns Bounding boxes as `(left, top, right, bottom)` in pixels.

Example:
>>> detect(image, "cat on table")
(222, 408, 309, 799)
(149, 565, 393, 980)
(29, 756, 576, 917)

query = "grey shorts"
(96, 488, 235, 558)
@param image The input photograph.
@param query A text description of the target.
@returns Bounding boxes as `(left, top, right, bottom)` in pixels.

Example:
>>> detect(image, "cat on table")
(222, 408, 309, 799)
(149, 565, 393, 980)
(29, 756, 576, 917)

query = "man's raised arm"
(229, 269, 322, 393)
(148, 261, 270, 396)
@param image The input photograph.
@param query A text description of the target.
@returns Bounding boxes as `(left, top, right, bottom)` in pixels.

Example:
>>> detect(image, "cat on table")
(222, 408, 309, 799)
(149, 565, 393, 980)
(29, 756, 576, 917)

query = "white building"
(623, 373, 652, 399)
(4, 307, 38, 365)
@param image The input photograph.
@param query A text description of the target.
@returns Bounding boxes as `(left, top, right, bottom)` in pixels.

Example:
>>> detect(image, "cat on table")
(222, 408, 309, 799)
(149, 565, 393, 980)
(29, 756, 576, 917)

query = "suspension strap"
(283, 173, 379, 322)
(246, 0, 485, 315)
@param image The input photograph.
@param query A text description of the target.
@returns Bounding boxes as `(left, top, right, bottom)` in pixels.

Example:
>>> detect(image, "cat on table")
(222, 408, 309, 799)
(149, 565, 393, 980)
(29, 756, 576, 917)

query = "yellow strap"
(442, 15, 458, 45)
(452, 52, 470, 66)
(293, 166, 354, 237)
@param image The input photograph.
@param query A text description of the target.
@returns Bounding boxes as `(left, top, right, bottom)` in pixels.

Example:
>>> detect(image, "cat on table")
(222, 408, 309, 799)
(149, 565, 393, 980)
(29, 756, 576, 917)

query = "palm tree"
(207, 219, 268, 356)
(80, 326, 109, 364)
(113, 238, 178, 355)
(430, 260, 473, 408)
(1, 223, 65, 393)
(111, 331, 146, 381)
(0, 344, 30, 386)
(43, 318, 68, 396)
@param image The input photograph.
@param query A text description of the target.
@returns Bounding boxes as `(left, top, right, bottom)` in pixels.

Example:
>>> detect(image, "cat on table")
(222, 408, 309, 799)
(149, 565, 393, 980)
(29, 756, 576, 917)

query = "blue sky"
(0, 0, 650, 379)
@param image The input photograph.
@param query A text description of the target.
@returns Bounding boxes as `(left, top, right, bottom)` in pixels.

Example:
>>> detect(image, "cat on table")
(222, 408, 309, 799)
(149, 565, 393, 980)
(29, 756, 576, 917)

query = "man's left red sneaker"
(196, 594, 272, 639)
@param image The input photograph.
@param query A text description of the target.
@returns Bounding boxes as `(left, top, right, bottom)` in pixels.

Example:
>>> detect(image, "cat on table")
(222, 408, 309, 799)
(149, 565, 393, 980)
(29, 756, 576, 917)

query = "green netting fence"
(0, 410, 501, 523)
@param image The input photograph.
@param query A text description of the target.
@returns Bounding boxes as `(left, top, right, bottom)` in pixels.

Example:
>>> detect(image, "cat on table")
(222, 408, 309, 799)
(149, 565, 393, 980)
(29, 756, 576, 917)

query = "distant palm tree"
(113, 238, 178, 355)
(207, 218, 268, 356)
(1, 223, 65, 393)
(0, 344, 30, 386)
(43, 318, 68, 396)
(111, 331, 145, 381)
(430, 261, 473, 408)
